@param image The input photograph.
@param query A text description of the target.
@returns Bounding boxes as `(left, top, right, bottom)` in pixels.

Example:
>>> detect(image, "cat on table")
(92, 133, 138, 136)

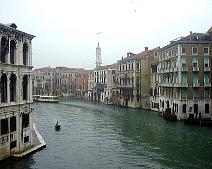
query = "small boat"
(55, 121, 61, 130)
(36, 95, 59, 103)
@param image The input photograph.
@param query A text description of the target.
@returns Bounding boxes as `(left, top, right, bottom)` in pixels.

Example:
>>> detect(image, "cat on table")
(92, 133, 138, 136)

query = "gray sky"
(0, 0, 211, 69)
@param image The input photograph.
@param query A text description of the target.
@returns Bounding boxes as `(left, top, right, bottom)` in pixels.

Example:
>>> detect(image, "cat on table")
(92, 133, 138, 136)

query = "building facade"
(150, 50, 160, 112)
(0, 23, 35, 160)
(117, 48, 157, 108)
(33, 67, 88, 97)
(117, 52, 140, 108)
(87, 64, 117, 103)
(158, 28, 212, 119)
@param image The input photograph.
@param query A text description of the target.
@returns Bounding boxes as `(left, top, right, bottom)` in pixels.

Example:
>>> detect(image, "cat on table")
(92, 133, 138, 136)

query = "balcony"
(169, 67, 177, 72)
(181, 67, 188, 72)
(204, 67, 210, 72)
(193, 83, 200, 87)
(160, 69, 164, 73)
(193, 66, 199, 72)
(193, 95, 199, 100)
(159, 83, 172, 87)
(118, 84, 133, 89)
(164, 68, 170, 73)
(204, 82, 211, 87)
(181, 96, 187, 100)
(174, 83, 188, 87)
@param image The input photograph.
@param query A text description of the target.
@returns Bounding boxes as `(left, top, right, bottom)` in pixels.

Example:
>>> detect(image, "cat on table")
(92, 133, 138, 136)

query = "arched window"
(10, 74, 16, 101)
(1, 37, 8, 63)
(10, 40, 16, 64)
(22, 75, 28, 100)
(23, 43, 28, 66)
(1, 73, 7, 102)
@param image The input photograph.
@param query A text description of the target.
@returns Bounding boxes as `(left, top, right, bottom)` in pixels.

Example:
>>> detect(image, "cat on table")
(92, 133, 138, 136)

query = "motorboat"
(35, 95, 59, 103)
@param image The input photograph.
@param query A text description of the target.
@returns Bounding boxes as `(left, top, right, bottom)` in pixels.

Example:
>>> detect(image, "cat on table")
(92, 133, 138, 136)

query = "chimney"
(145, 47, 148, 51)
(190, 31, 192, 35)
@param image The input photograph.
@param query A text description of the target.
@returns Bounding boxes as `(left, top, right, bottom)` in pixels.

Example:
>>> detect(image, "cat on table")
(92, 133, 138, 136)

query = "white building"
(87, 43, 118, 102)
(87, 65, 117, 103)
(0, 23, 38, 160)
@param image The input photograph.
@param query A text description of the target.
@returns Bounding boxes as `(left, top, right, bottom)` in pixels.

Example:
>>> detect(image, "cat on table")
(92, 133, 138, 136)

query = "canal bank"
(11, 124, 46, 159)
(1, 98, 212, 169)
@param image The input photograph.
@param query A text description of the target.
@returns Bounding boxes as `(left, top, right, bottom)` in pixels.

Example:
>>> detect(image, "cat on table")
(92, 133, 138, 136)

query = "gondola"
(55, 121, 61, 130)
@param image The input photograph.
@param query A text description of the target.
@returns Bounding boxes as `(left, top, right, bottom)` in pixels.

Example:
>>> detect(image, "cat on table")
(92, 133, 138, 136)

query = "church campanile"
(96, 42, 102, 68)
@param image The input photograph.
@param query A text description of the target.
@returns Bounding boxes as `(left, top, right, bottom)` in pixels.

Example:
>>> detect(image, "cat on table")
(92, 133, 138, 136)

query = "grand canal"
(1, 97, 212, 169)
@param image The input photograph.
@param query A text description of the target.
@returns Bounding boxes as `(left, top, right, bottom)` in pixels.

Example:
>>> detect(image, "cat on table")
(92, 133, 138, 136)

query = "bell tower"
(96, 42, 102, 68)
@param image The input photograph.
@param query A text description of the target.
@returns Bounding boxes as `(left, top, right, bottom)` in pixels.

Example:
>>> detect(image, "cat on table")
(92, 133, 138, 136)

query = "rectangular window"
(181, 73, 187, 83)
(183, 104, 186, 113)
(204, 57, 209, 67)
(1, 118, 9, 135)
(10, 116, 16, 132)
(204, 89, 209, 98)
(22, 114, 29, 129)
(10, 140, 17, 149)
(181, 46, 186, 55)
(192, 57, 198, 67)
(24, 136, 29, 143)
(192, 47, 198, 55)
(193, 88, 198, 99)
(181, 88, 187, 99)
(136, 63, 140, 69)
(204, 73, 209, 83)
(205, 104, 209, 114)
(203, 47, 209, 55)
(193, 73, 199, 84)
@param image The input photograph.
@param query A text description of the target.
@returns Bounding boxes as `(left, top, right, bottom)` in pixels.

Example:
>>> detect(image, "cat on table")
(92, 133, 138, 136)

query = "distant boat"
(55, 121, 61, 130)
(33, 95, 59, 103)
(103, 101, 114, 105)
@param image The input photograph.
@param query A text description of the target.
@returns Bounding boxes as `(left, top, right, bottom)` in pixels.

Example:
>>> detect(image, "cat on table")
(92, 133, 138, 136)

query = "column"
(14, 42, 18, 65)
(28, 76, 32, 101)
(16, 78, 19, 102)
(27, 77, 30, 101)
(19, 75, 23, 102)
(7, 74, 10, 103)
(6, 38, 10, 64)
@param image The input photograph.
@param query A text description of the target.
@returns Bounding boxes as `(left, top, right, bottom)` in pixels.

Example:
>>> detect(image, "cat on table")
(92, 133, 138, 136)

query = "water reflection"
(1, 156, 36, 169)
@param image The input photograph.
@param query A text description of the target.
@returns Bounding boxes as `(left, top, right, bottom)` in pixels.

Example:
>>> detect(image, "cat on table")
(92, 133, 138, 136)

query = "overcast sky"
(0, 0, 211, 69)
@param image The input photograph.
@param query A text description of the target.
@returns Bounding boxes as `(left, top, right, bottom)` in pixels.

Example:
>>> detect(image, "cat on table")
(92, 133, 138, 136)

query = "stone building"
(87, 64, 118, 103)
(86, 43, 118, 103)
(32, 66, 54, 96)
(117, 48, 157, 108)
(33, 67, 88, 97)
(150, 49, 160, 112)
(0, 23, 39, 160)
(75, 70, 89, 97)
(158, 27, 212, 119)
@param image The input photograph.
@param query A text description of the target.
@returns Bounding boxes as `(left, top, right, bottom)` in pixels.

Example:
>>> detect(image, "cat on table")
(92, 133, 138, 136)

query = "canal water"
(1, 97, 212, 169)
